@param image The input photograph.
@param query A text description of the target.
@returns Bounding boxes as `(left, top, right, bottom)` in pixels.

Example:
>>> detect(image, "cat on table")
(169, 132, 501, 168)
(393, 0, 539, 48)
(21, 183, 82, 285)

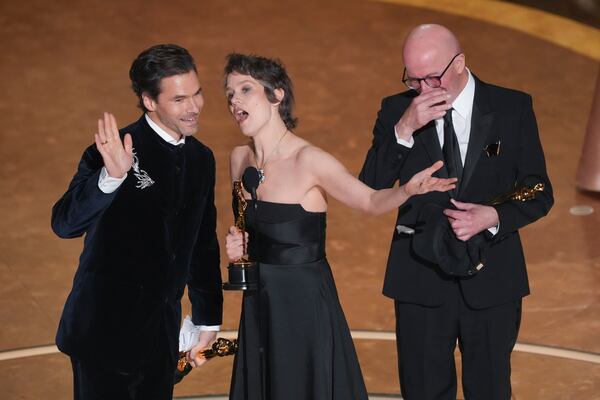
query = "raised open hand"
(94, 112, 133, 178)
(404, 160, 457, 196)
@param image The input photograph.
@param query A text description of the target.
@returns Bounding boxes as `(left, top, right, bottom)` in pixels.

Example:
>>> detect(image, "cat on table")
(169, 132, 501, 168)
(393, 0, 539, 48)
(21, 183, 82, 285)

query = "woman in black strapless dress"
(221, 54, 456, 400)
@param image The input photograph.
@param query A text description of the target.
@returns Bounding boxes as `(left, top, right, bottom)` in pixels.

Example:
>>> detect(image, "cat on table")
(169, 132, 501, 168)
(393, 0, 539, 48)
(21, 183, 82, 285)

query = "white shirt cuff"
(98, 167, 127, 194)
(199, 325, 220, 332)
(394, 126, 414, 148)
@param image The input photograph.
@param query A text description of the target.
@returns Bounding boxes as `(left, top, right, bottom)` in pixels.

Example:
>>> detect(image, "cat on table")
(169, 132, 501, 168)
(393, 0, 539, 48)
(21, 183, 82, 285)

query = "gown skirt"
(229, 200, 368, 400)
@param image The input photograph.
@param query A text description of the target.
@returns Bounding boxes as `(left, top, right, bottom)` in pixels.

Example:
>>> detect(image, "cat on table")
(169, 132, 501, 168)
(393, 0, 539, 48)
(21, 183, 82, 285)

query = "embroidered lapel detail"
(131, 149, 155, 189)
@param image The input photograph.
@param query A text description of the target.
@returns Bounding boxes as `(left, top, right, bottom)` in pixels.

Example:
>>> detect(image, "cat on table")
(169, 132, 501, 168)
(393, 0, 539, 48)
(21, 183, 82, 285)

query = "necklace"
(256, 129, 288, 184)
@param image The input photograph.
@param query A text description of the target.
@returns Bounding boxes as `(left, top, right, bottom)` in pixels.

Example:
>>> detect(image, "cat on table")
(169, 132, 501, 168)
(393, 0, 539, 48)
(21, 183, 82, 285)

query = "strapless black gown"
(229, 200, 368, 400)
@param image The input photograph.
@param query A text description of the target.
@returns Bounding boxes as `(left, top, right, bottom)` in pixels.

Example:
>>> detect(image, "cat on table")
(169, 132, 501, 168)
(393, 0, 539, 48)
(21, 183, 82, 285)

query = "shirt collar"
(451, 68, 475, 120)
(145, 114, 186, 146)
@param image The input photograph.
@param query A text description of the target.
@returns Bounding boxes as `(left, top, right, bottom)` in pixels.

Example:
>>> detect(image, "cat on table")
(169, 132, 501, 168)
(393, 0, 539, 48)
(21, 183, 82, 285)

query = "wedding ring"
(101, 141, 108, 145)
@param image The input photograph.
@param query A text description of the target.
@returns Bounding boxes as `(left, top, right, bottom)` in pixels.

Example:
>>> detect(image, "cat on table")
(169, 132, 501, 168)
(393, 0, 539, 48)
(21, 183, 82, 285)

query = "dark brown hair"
(129, 44, 197, 112)
(224, 53, 298, 130)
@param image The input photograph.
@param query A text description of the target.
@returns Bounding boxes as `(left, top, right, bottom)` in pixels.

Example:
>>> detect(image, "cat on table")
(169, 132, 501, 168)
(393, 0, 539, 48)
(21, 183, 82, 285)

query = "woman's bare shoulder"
(295, 141, 336, 165)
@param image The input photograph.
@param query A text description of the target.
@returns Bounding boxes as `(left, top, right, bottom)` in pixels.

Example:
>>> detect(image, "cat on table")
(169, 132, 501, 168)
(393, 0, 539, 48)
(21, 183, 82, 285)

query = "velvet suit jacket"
(52, 116, 222, 370)
(359, 75, 553, 309)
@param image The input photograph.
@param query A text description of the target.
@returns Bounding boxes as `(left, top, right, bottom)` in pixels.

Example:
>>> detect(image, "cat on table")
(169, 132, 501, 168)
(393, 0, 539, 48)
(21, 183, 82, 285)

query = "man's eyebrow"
(172, 88, 202, 100)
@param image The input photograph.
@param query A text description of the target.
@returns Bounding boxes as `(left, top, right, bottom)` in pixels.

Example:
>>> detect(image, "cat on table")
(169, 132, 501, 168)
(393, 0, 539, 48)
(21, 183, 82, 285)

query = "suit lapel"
(416, 121, 447, 178)
(459, 77, 494, 196)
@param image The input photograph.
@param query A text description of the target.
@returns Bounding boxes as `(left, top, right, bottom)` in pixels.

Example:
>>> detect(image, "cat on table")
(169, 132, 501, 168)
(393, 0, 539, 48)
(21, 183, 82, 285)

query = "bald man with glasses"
(360, 24, 553, 399)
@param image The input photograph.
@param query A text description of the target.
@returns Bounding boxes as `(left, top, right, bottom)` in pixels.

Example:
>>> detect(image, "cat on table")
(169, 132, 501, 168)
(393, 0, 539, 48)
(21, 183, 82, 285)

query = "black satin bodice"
(244, 200, 326, 265)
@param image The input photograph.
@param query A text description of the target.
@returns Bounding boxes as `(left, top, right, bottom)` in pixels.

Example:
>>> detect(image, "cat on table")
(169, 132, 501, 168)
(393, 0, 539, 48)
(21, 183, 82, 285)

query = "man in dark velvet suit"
(52, 44, 222, 400)
(359, 25, 553, 399)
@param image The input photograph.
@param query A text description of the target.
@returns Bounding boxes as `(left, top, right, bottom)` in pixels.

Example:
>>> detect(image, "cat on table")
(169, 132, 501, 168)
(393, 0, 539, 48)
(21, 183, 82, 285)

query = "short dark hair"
(224, 53, 298, 130)
(129, 44, 197, 112)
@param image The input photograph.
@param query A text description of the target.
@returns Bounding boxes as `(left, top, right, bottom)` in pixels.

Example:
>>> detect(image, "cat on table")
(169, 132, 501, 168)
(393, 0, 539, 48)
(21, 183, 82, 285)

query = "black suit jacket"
(52, 116, 222, 370)
(360, 75, 553, 309)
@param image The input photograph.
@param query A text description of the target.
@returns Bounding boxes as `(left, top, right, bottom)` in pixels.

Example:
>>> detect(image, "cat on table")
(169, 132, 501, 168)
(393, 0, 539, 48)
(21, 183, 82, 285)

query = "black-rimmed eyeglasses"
(402, 53, 461, 91)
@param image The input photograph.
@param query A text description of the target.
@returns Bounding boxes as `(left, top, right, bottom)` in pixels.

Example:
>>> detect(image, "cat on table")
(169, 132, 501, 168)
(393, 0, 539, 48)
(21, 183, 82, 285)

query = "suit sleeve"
(51, 145, 118, 238)
(188, 150, 223, 326)
(359, 97, 411, 189)
(492, 95, 554, 237)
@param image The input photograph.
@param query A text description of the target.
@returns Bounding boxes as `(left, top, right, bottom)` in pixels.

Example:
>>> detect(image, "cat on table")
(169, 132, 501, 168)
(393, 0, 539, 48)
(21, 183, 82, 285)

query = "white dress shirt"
(434, 69, 475, 165)
(97, 114, 219, 332)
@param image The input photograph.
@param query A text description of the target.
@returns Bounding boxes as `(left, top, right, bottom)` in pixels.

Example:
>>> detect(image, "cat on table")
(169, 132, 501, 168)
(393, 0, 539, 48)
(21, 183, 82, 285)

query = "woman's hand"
(226, 226, 249, 261)
(404, 160, 457, 197)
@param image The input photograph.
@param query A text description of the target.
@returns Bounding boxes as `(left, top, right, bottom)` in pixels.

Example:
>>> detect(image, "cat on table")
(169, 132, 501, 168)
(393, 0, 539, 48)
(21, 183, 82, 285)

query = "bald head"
(403, 24, 461, 68)
(402, 24, 467, 100)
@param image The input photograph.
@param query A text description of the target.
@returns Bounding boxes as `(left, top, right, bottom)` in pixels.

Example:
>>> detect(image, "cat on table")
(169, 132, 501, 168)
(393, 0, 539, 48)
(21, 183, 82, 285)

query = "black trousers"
(71, 357, 172, 400)
(394, 281, 521, 400)
(70, 320, 176, 400)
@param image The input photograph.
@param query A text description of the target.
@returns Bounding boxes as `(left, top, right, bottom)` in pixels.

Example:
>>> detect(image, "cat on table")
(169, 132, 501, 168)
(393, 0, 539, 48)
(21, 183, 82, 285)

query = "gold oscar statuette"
(223, 181, 258, 291)
(488, 178, 545, 206)
(174, 338, 239, 384)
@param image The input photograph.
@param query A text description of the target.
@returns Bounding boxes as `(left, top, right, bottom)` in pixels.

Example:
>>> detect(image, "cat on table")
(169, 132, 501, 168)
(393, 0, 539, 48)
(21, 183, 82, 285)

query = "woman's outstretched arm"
(303, 146, 456, 216)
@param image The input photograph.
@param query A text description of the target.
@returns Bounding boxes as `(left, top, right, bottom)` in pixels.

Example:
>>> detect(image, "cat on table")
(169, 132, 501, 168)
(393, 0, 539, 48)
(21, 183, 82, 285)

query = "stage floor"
(0, 0, 598, 398)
